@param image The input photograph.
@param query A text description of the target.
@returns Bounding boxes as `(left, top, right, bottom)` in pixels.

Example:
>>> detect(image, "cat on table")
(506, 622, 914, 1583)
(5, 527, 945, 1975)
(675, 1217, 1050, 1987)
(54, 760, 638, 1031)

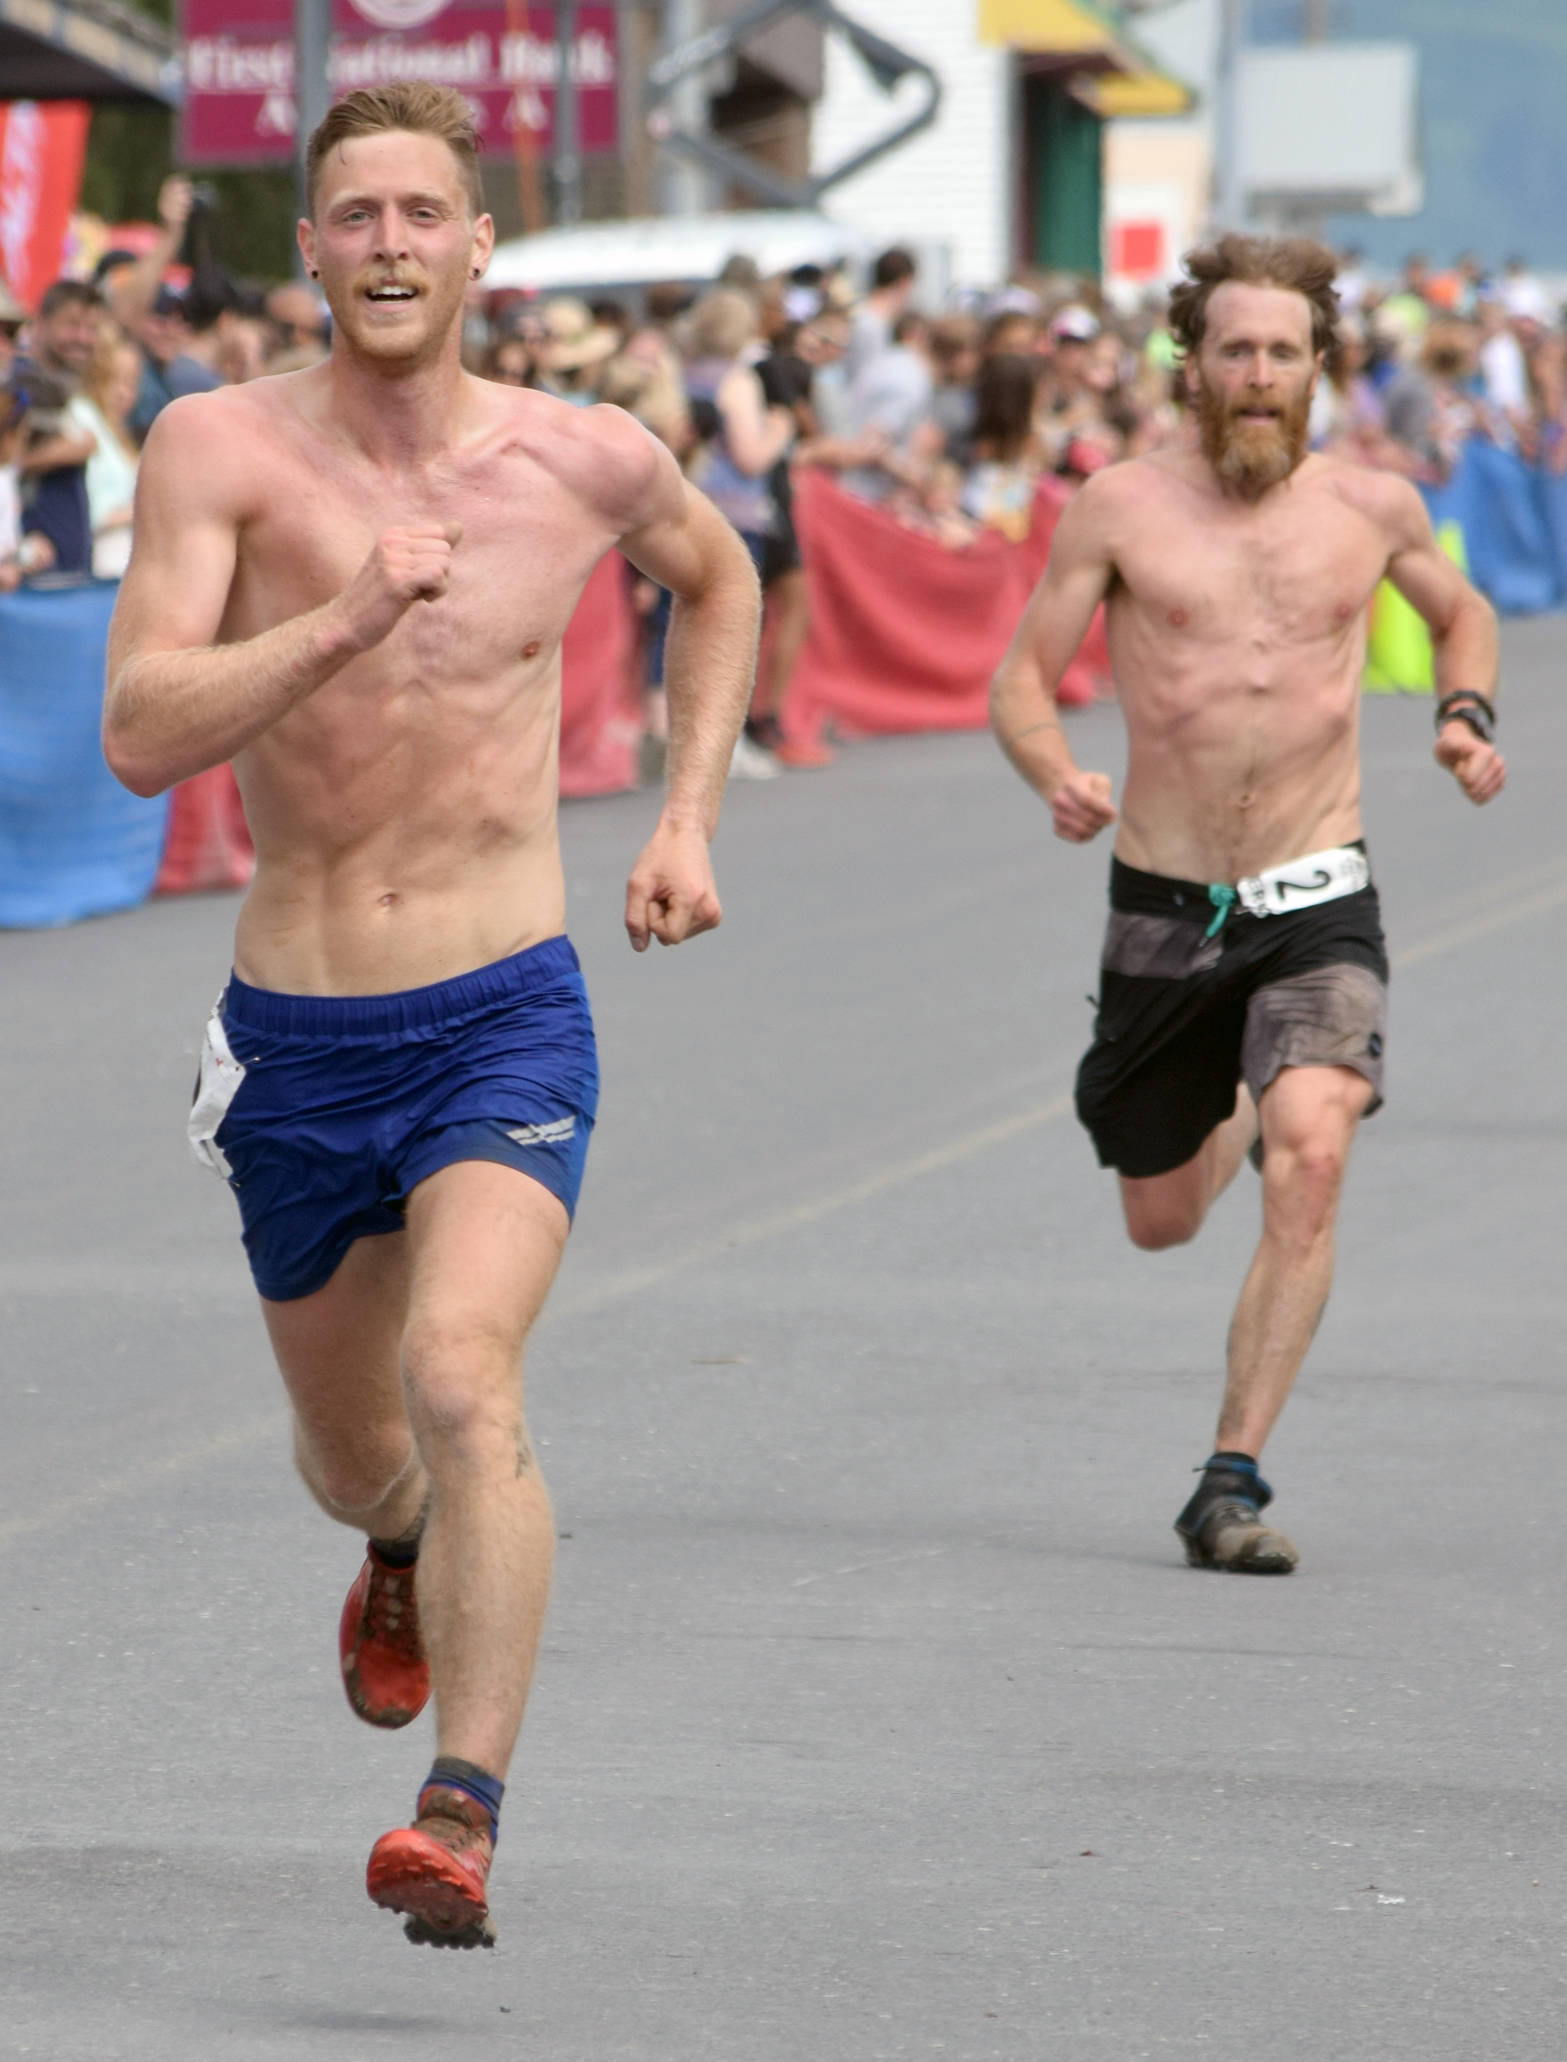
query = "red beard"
(1196, 374, 1311, 501)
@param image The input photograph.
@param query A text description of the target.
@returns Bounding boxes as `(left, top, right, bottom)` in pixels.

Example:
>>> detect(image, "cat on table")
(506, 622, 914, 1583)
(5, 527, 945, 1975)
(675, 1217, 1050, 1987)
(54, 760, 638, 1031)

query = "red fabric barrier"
(559, 550, 640, 799)
(155, 764, 254, 895)
(785, 469, 1108, 746)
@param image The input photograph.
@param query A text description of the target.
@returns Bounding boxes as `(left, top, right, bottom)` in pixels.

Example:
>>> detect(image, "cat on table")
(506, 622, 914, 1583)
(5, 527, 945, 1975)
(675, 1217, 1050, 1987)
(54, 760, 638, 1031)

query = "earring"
(471, 268, 481, 280)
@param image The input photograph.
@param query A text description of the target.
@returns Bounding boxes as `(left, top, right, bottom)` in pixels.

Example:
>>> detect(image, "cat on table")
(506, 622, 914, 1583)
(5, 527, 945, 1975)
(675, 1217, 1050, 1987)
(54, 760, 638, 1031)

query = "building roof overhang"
(0, 0, 182, 105)
(977, 0, 1195, 118)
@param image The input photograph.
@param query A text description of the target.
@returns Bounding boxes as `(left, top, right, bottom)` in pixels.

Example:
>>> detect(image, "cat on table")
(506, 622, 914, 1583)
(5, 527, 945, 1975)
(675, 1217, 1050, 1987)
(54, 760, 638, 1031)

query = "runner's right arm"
(104, 395, 455, 796)
(989, 472, 1119, 843)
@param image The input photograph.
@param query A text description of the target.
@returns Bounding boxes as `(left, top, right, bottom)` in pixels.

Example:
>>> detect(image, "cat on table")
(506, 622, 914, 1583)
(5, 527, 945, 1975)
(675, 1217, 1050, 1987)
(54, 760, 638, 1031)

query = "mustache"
(1195, 375, 1310, 500)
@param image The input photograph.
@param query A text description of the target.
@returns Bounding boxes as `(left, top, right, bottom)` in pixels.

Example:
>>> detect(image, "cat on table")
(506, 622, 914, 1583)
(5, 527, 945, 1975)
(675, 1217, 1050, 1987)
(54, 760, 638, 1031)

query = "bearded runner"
(990, 234, 1505, 1575)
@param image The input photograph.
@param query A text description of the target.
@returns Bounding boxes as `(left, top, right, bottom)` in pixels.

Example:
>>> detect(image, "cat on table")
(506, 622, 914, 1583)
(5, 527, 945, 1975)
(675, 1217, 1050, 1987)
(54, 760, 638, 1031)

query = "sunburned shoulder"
(1313, 452, 1427, 537)
(142, 367, 320, 464)
(137, 376, 321, 517)
(1060, 450, 1192, 541)
(486, 385, 669, 526)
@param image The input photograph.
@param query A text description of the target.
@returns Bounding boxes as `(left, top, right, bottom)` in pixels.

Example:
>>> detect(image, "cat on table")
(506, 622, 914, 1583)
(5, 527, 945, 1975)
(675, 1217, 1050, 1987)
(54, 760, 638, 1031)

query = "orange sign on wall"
(0, 101, 91, 311)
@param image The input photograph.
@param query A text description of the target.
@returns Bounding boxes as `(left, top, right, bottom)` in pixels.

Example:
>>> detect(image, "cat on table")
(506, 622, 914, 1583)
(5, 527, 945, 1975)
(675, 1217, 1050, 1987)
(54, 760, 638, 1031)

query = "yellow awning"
(977, 0, 1122, 55)
(977, 0, 1196, 116)
(1077, 71, 1195, 118)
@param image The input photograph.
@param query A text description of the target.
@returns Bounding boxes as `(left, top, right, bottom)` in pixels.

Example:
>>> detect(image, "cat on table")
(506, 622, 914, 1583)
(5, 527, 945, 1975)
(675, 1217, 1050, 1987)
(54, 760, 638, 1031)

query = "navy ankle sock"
(368, 1531, 421, 1570)
(426, 1756, 505, 1845)
(1175, 1452, 1272, 1537)
(1205, 1451, 1260, 1479)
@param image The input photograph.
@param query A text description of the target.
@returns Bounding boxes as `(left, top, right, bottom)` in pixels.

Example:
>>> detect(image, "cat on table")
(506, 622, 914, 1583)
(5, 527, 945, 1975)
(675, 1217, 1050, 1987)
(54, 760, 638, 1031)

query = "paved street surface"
(3, 616, 1564, 2059)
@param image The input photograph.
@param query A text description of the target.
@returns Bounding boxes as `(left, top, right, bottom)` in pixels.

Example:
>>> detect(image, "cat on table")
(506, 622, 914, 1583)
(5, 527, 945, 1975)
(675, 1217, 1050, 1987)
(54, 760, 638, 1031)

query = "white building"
(808, 0, 1193, 293)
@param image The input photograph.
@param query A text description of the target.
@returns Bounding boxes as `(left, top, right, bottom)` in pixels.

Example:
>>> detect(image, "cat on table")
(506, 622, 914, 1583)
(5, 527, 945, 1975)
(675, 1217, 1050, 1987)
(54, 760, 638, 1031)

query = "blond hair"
(307, 83, 483, 217)
(684, 288, 758, 364)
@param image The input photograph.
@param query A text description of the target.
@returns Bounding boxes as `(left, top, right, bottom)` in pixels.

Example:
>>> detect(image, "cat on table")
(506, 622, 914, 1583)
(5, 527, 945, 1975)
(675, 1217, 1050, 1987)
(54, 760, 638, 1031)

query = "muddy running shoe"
(1181, 1497, 1299, 1574)
(367, 1785, 496, 1949)
(339, 1548, 430, 1729)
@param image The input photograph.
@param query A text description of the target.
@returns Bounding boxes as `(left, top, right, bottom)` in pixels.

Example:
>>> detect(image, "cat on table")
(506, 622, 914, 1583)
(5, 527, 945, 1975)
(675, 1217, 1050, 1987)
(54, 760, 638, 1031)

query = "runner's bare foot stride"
(104, 83, 761, 1946)
(990, 235, 1505, 1574)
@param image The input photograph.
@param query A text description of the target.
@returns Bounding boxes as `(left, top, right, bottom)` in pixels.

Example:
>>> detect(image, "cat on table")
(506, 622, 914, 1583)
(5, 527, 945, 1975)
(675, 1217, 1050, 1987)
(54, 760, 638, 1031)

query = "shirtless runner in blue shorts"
(991, 235, 1505, 1576)
(105, 83, 761, 1947)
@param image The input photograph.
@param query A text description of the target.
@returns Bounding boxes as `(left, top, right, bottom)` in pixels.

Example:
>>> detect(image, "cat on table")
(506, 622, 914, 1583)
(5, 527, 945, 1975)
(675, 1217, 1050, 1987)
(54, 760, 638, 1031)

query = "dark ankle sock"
(426, 1756, 505, 1845)
(1175, 1452, 1272, 1537)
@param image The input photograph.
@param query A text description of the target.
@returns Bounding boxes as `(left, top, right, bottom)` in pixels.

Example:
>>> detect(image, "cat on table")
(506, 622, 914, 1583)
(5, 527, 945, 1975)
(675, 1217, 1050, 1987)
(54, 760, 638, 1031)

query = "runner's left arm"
(606, 412, 762, 950)
(1382, 478, 1506, 805)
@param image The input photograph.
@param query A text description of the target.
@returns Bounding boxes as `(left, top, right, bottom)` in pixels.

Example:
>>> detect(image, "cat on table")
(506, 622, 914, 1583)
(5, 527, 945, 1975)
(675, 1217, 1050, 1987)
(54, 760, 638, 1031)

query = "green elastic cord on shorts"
(1204, 883, 1237, 940)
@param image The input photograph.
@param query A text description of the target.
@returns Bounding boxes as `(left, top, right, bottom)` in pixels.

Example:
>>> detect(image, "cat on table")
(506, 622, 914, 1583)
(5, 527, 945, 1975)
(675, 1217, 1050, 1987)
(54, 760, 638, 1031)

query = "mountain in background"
(1247, 0, 1567, 266)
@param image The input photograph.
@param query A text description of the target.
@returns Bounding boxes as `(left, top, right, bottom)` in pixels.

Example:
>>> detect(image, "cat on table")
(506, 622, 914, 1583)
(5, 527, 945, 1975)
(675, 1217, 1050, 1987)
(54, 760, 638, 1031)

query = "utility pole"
(1213, 0, 1249, 230)
(293, 0, 332, 273)
(552, 0, 582, 224)
(658, 0, 708, 218)
(1302, 0, 1329, 38)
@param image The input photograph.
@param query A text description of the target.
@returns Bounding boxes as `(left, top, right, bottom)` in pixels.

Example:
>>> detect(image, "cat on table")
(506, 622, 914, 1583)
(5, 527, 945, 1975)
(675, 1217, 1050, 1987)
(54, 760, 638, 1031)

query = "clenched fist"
(1050, 767, 1118, 843)
(624, 821, 722, 952)
(338, 524, 463, 652)
(1434, 721, 1506, 805)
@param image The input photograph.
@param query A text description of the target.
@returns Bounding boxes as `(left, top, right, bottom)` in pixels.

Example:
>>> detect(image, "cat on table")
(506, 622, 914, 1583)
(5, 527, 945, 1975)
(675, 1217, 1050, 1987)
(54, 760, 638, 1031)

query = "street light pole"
(552, 0, 582, 225)
(658, 0, 707, 218)
(294, 0, 332, 272)
(1213, 0, 1249, 230)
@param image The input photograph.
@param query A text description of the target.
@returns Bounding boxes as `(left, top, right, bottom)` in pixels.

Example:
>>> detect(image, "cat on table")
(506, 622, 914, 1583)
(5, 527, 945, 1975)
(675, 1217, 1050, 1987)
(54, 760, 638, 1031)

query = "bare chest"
(225, 445, 615, 675)
(1113, 490, 1387, 648)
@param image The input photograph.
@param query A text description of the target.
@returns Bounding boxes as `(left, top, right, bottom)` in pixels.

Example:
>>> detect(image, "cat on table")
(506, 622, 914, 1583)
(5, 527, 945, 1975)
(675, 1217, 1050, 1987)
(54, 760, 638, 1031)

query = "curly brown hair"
(1168, 234, 1340, 359)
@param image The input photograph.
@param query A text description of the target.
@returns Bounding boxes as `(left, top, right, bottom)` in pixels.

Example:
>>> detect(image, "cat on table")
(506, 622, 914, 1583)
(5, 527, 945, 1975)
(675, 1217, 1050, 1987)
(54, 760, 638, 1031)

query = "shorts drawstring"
(1204, 883, 1237, 940)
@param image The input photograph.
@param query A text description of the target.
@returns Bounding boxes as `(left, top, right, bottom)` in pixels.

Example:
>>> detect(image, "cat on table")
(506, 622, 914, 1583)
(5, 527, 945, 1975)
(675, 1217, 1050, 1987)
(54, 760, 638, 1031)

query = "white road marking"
(4, 865, 1563, 1548)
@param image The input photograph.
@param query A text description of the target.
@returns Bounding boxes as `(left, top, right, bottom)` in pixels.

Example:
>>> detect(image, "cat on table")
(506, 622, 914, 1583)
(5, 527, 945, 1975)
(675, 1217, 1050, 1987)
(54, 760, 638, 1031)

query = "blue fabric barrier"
(0, 581, 168, 928)
(1534, 464, 1567, 602)
(1424, 441, 1565, 616)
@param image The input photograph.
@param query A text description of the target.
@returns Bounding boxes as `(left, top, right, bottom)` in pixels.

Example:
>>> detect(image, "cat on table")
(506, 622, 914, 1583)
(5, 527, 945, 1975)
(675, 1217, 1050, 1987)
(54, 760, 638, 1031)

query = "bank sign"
(179, 0, 619, 165)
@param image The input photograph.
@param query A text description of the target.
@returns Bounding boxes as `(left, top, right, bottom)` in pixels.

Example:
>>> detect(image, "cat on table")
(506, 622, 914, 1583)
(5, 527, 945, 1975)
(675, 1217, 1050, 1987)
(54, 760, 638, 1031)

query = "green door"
(1026, 77, 1103, 276)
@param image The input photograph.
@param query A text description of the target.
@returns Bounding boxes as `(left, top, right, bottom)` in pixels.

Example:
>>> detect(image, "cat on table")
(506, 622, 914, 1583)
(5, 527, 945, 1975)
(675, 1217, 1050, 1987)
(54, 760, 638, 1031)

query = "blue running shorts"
(187, 935, 598, 1302)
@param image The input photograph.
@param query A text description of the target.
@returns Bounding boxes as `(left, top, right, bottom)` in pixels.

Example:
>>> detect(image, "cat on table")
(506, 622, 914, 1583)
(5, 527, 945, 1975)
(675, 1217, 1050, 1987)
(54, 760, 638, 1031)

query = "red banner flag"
(0, 102, 90, 311)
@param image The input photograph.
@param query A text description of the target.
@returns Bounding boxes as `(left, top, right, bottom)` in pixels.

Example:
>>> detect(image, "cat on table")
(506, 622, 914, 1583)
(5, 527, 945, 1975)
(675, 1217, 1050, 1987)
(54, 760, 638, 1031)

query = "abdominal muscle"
(1108, 617, 1367, 885)
(228, 662, 567, 997)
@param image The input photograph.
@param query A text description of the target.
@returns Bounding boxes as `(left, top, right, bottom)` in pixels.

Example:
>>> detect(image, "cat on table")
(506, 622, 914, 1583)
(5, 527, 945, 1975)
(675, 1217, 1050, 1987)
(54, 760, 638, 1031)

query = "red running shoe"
(366, 1784, 496, 1949)
(339, 1548, 430, 1729)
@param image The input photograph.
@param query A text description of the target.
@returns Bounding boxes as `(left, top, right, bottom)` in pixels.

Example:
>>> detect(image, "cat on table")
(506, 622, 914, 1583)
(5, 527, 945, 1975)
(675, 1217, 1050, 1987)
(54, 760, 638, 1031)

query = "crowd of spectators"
(0, 176, 329, 592)
(2, 188, 1563, 774)
(476, 240, 1563, 771)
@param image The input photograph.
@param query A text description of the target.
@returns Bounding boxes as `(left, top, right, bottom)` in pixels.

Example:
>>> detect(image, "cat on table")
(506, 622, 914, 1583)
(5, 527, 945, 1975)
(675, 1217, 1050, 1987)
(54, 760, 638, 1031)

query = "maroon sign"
(179, 0, 618, 166)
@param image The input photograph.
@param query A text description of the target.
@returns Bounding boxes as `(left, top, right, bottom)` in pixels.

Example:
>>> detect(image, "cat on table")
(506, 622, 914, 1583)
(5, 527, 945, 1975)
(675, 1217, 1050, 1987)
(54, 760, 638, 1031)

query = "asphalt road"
(3, 617, 1564, 2060)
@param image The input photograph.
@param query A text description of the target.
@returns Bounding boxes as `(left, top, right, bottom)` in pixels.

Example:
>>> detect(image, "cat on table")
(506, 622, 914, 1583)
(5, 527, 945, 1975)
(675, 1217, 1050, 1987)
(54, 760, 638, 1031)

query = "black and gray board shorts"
(1075, 853, 1390, 1180)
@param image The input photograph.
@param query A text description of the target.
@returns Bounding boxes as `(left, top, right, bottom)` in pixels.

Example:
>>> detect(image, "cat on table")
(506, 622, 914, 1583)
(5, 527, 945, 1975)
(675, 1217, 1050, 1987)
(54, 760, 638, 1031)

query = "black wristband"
(1435, 690, 1496, 744)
